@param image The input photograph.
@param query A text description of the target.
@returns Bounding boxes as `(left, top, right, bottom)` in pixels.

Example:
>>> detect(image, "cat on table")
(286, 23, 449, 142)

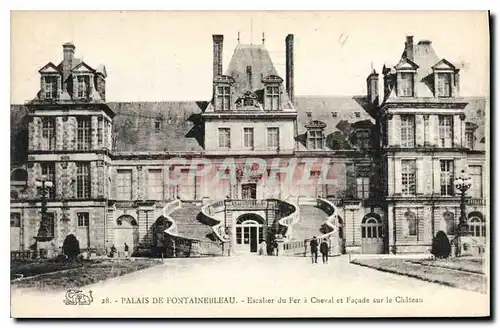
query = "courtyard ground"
(11, 255, 489, 318)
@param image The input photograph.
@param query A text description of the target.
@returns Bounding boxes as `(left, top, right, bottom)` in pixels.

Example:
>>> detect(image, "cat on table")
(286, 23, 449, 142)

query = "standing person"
(310, 236, 319, 264)
(272, 239, 279, 256)
(320, 239, 329, 264)
(124, 242, 130, 258)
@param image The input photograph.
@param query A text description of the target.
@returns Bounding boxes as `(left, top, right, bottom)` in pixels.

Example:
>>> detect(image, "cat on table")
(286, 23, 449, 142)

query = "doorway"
(235, 214, 265, 253)
(361, 214, 384, 254)
(241, 183, 257, 199)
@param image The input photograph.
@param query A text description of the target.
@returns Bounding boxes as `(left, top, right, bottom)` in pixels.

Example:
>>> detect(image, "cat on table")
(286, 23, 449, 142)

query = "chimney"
(62, 42, 75, 83)
(404, 36, 414, 61)
(367, 69, 379, 105)
(285, 34, 294, 104)
(212, 35, 224, 79)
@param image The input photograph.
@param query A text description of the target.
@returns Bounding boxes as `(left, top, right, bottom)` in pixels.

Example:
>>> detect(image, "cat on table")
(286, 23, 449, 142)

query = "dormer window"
(265, 86, 280, 110)
(465, 122, 478, 150)
(44, 76, 58, 99)
(436, 73, 452, 98)
(399, 72, 414, 97)
(262, 75, 283, 111)
(217, 86, 231, 110)
(305, 120, 327, 150)
(77, 75, 90, 99)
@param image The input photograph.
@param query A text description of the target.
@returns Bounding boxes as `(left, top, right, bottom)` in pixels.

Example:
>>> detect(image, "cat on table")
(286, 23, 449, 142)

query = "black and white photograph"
(9, 10, 490, 318)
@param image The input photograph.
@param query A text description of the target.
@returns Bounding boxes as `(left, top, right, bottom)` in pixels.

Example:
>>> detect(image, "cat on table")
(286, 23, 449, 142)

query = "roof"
(294, 96, 375, 150)
(215, 44, 293, 111)
(108, 101, 208, 152)
(463, 97, 487, 151)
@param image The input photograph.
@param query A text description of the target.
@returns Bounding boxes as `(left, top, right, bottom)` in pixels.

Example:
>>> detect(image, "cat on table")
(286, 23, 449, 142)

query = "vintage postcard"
(10, 10, 490, 318)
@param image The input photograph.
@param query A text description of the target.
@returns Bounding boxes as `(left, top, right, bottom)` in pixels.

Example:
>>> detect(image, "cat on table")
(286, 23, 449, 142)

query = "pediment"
(305, 120, 327, 129)
(213, 75, 235, 84)
(71, 61, 96, 73)
(38, 62, 61, 74)
(261, 74, 283, 84)
(394, 58, 419, 70)
(432, 58, 456, 70)
(239, 90, 258, 100)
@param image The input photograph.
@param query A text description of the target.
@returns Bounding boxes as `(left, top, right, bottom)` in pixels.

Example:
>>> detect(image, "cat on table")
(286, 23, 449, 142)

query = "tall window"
(147, 169, 163, 200)
(401, 160, 416, 195)
(399, 72, 414, 97)
(243, 128, 254, 148)
(468, 216, 486, 237)
(116, 169, 133, 200)
(77, 117, 91, 150)
(45, 213, 55, 237)
(466, 131, 474, 149)
(97, 116, 104, 148)
(218, 128, 231, 148)
(76, 163, 91, 198)
(41, 117, 56, 150)
(356, 177, 370, 199)
(44, 76, 58, 99)
(267, 127, 279, 149)
(265, 86, 280, 110)
(216, 86, 231, 110)
(77, 75, 89, 99)
(308, 130, 323, 150)
(440, 160, 454, 196)
(77, 212, 90, 227)
(400, 115, 415, 147)
(436, 73, 452, 97)
(438, 116, 453, 148)
(40, 163, 56, 199)
(469, 165, 483, 199)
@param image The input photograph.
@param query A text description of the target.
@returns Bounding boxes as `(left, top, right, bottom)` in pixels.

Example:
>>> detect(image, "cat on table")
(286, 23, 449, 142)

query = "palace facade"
(10, 35, 487, 257)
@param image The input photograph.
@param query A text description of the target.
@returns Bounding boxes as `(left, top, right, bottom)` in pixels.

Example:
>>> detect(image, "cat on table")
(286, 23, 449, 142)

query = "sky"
(10, 11, 489, 103)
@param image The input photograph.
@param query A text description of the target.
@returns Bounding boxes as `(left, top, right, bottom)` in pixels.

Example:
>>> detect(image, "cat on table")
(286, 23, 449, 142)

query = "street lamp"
(454, 169, 472, 257)
(34, 175, 54, 245)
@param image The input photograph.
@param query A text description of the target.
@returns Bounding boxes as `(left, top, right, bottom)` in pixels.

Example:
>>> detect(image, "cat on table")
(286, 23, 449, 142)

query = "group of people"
(258, 239, 280, 256)
(309, 236, 329, 264)
(107, 242, 130, 258)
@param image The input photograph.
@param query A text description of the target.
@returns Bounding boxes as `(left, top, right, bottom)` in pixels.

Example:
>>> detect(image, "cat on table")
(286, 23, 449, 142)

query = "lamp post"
(34, 175, 54, 248)
(454, 169, 472, 257)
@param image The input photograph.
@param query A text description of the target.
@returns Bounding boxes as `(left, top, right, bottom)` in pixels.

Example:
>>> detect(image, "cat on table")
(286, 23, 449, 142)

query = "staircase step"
(290, 205, 330, 241)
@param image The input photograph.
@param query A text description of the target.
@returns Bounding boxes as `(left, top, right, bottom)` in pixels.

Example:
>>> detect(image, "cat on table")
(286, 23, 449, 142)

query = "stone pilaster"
(56, 117, 64, 150)
(91, 116, 99, 150)
(90, 161, 99, 199)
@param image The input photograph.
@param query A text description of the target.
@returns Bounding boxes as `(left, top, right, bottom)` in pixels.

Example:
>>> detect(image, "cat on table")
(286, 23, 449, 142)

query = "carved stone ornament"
(304, 120, 327, 129)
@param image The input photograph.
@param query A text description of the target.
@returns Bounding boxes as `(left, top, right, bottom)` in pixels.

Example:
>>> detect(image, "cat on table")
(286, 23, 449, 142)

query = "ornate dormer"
(213, 75, 235, 111)
(236, 90, 261, 110)
(432, 59, 459, 98)
(465, 122, 479, 150)
(71, 62, 100, 101)
(304, 120, 327, 150)
(38, 63, 62, 101)
(394, 58, 419, 97)
(262, 74, 283, 111)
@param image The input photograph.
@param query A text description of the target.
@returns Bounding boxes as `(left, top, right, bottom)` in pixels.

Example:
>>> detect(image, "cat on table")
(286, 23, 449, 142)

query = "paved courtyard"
(11, 255, 489, 318)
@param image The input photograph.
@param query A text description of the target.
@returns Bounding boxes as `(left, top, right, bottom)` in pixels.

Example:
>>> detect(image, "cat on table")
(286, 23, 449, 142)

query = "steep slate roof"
(109, 101, 207, 153)
(294, 96, 375, 150)
(222, 44, 293, 110)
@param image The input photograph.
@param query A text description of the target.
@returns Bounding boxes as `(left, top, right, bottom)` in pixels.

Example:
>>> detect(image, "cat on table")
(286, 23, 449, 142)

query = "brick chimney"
(285, 34, 294, 104)
(62, 42, 75, 83)
(367, 69, 379, 105)
(212, 35, 224, 79)
(404, 36, 414, 61)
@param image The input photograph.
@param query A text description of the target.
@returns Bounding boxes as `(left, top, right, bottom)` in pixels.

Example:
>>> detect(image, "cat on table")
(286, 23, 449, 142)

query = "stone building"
(10, 34, 487, 257)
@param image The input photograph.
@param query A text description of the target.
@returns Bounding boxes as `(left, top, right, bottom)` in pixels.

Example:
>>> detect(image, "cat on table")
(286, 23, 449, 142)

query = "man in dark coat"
(310, 236, 319, 264)
(320, 239, 329, 264)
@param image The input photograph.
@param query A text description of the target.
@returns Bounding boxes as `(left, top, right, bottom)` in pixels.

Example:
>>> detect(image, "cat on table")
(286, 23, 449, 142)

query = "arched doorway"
(361, 213, 384, 254)
(114, 215, 139, 255)
(235, 214, 266, 253)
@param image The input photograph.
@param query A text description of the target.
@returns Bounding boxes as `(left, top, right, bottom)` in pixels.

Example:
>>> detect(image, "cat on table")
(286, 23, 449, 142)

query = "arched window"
(11, 168, 28, 182)
(442, 211, 455, 235)
(361, 214, 383, 239)
(404, 210, 417, 236)
(468, 216, 486, 237)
